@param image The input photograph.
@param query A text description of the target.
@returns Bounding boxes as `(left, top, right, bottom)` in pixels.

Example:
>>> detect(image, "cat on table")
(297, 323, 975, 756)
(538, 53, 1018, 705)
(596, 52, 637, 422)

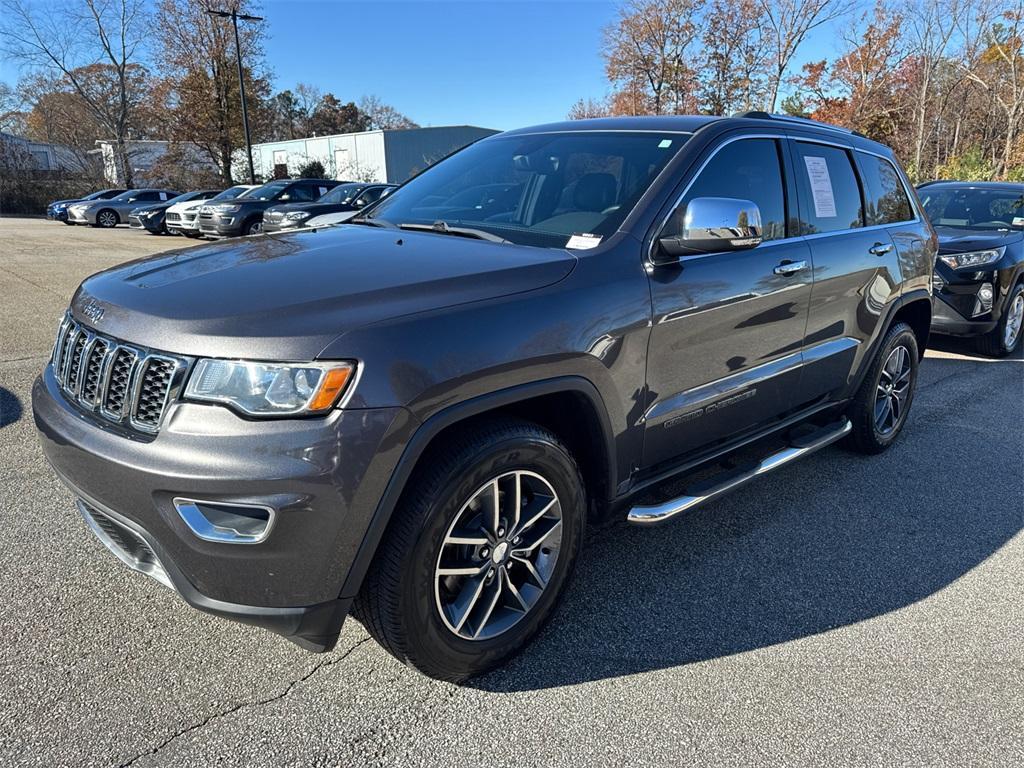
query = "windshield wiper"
(398, 220, 510, 244)
(348, 216, 396, 228)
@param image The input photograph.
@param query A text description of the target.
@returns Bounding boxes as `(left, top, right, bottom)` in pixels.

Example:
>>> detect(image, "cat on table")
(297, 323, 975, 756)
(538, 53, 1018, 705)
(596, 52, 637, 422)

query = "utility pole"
(206, 5, 263, 184)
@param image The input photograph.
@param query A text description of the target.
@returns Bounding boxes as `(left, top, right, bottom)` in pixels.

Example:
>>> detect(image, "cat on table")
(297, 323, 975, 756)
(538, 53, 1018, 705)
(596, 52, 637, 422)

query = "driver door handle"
(869, 242, 894, 256)
(773, 260, 808, 276)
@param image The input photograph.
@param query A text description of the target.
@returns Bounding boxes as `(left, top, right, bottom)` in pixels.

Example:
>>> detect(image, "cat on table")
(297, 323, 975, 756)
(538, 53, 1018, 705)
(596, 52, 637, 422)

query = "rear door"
(787, 137, 903, 403)
(643, 135, 813, 468)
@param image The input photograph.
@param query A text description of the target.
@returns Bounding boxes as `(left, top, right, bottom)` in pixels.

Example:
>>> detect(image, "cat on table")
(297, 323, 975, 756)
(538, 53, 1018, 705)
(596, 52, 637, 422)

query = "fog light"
(173, 498, 275, 544)
(973, 282, 994, 317)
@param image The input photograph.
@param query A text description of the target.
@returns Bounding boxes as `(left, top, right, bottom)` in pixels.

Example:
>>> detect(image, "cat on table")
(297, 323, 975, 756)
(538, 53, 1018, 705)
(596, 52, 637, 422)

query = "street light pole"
(206, 6, 263, 185)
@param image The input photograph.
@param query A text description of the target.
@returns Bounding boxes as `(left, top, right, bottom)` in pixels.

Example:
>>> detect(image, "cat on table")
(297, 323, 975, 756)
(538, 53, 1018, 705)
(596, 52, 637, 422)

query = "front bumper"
(166, 212, 200, 234)
(67, 208, 93, 224)
(930, 264, 1005, 336)
(33, 365, 412, 650)
(47, 207, 68, 221)
(129, 214, 163, 233)
(199, 213, 245, 238)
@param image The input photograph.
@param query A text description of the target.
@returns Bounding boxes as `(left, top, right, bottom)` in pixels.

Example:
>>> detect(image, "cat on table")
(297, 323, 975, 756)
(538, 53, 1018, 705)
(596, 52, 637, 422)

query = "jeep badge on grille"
(81, 300, 104, 323)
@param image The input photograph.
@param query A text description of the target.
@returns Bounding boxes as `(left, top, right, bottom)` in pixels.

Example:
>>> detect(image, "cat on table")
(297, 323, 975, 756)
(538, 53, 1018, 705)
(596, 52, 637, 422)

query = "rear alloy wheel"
(977, 283, 1024, 357)
(354, 417, 584, 682)
(95, 209, 118, 228)
(846, 321, 919, 454)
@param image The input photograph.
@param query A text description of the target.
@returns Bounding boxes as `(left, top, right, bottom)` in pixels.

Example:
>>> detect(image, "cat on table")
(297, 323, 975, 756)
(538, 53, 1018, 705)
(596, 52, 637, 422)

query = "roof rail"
(733, 111, 866, 139)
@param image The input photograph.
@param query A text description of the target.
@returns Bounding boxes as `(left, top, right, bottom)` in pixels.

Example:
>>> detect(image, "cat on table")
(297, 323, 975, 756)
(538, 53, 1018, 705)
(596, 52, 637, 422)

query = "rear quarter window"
(858, 153, 913, 225)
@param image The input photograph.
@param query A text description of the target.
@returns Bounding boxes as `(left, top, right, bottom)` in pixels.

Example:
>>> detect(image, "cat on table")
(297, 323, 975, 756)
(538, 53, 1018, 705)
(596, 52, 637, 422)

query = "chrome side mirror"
(655, 197, 763, 263)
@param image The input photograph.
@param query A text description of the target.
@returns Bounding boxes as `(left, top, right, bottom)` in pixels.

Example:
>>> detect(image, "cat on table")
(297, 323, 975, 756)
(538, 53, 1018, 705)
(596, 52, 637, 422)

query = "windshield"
(920, 185, 1024, 231)
(168, 190, 210, 204)
(211, 186, 250, 201)
(246, 181, 290, 201)
(319, 183, 363, 204)
(366, 131, 689, 248)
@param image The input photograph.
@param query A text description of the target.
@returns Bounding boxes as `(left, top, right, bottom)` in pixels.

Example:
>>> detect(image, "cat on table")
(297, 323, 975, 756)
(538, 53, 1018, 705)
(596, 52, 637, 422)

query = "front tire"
(976, 282, 1024, 357)
(354, 417, 585, 682)
(846, 322, 919, 454)
(244, 217, 263, 235)
(94, 209, 118, 228)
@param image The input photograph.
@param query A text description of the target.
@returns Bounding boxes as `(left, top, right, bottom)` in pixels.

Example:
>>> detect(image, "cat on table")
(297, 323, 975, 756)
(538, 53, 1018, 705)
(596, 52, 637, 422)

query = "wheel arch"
(891, 291, 932, 360)
(339, 376, 616, 599)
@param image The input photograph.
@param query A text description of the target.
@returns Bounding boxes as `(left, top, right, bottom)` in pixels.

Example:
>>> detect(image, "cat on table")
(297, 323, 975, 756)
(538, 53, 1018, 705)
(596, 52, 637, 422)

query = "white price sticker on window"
(566, 233, 602, 250)
(803, 156, 837, 218)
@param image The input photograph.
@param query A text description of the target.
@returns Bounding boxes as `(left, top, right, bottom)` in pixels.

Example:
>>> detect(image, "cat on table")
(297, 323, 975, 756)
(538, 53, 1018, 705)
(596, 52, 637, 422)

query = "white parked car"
(166, 185, 257, 237)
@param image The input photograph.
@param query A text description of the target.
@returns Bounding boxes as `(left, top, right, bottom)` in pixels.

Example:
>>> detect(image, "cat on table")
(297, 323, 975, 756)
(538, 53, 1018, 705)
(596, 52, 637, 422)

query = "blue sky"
(2, 0, 853, 131)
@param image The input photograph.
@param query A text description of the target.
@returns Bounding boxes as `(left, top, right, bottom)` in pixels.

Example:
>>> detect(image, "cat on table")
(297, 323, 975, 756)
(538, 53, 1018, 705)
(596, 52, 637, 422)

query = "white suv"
(166, 185, 257, 237)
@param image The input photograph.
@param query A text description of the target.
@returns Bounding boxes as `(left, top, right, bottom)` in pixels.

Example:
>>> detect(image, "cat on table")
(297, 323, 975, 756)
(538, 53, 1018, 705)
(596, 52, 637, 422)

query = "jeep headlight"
(284, 211, 311, 221)
(938, 247, 1004, 270)
(184, 359, 356, 416)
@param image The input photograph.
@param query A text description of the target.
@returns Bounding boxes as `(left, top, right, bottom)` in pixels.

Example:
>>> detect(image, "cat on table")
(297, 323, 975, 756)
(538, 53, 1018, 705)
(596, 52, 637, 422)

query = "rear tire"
(354, 417, 585, 682)
(846, 322, 919, 454)
(976, 282, 1024, 358)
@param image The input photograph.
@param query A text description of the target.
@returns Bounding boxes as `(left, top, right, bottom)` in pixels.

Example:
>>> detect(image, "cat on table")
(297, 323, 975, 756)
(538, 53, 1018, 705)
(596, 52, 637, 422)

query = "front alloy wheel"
(96, 210, 118, 228)
(435, 470, 563, 641)
(354, 417, 584, 682)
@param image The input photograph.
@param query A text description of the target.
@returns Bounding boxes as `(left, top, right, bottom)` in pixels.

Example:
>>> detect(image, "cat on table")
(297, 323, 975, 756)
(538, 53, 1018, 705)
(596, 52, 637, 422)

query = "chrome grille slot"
(79, 338, 110, 406)
(131, 357, 178, 432)
(49, 313, 188, 435)
(101, 348, 138, 419)
(166, 212, 180, 222)
(63, 329, 88, 395)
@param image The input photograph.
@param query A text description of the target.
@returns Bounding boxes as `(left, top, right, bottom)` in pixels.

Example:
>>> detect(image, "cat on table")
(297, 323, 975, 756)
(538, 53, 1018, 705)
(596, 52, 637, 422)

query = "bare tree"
(904, 0, 965, 178)
(956, 0, 1024, 177)
(567, 97, 612, 119)
(603, 0, 705, 115)
(1, 0, 150, 186)
(700, 0, 770, 114)
(757, 0, 855, 111)
(359, 94, 419, 130)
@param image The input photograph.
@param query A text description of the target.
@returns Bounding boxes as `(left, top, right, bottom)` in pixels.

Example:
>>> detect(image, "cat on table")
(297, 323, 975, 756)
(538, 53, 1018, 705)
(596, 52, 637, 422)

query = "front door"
(643, 136, 813, 469)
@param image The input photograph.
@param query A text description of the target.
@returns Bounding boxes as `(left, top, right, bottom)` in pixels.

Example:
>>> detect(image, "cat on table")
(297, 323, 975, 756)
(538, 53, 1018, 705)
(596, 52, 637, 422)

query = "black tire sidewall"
(245, 218, 262, 235)
(862, 325, 919, 450)
(999, 283, 1024, 354)
(400, 436, 584, 678)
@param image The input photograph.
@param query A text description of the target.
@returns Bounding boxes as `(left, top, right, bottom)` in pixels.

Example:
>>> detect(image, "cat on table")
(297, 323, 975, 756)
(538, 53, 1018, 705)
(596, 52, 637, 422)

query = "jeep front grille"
(51, 314, 188, 434)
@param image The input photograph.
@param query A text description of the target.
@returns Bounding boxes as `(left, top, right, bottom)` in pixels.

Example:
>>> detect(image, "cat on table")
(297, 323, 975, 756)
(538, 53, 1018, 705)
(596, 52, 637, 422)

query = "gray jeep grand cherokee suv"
(33, 114, 935, 681)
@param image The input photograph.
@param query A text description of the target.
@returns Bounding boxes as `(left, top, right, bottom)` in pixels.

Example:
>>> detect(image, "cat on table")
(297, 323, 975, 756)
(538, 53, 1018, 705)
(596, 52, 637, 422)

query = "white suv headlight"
(184, 359, 356, 416)
(938, 247, 1004, 270)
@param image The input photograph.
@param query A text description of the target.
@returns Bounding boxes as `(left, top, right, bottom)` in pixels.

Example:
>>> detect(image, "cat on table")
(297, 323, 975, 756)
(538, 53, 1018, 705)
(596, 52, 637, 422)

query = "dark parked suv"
(33, 114, 935, 681)
(198, 178, 340, 237)
(917, 181, 1023, 356)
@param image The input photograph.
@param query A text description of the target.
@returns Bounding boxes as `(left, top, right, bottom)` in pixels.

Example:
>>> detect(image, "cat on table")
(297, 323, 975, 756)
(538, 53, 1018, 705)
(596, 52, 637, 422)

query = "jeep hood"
(71, 225, 577, 360)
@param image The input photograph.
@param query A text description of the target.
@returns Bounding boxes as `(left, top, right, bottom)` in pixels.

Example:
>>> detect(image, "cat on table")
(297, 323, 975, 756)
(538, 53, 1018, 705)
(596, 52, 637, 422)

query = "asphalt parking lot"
(0, 216, 1021, 767)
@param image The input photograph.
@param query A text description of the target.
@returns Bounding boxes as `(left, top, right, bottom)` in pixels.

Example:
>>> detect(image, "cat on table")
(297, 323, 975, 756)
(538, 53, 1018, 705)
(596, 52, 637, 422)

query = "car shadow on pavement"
(0, 387, 23, 428)
(472, 343, 1022, 692)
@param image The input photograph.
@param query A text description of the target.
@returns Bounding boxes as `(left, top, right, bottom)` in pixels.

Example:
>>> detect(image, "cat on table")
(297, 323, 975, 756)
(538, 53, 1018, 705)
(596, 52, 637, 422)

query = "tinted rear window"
(859, 154, 913, 225)
(793, 142, 863, 234)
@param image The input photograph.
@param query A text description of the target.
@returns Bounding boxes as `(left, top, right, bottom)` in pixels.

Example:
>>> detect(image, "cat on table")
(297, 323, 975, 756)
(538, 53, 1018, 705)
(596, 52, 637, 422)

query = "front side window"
(367, 131, 688, 248)
(792, 142, 864, 234)
(859, 154, 913, 225)
(673, 138, 787, 242)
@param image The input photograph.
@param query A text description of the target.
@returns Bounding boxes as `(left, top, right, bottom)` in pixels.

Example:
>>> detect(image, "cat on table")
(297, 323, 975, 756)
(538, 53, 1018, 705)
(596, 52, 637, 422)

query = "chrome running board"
(627, 418, 852, 525)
